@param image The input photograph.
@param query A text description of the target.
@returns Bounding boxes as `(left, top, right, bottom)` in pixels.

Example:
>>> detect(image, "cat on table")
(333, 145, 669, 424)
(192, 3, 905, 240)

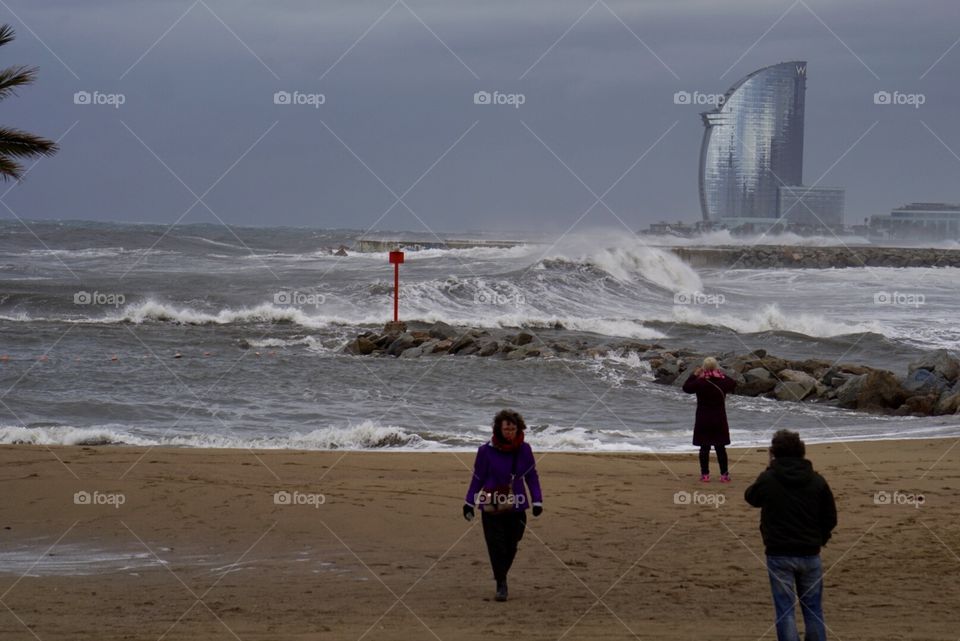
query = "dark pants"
(699, 444, 728, 475)
(481, 510, 527, 581)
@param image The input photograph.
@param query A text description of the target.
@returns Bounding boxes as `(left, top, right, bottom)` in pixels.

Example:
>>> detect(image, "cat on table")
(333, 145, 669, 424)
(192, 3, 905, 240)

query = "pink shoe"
(719, 473, 731, 483)
(699, 474, 710, 483)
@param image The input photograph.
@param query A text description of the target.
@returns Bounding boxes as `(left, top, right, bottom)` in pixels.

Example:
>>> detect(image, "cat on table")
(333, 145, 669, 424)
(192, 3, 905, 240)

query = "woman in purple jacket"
(682, 356, 737, 483)
(463, 409, 543, 602)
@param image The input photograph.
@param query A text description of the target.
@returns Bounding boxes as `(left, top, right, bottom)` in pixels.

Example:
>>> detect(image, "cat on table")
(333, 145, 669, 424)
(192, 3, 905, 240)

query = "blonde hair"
(702, 356, 719, 371)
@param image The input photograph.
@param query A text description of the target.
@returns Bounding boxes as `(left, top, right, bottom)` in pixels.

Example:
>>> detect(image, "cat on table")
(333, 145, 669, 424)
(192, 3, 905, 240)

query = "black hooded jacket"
(745, 457, 838, 556)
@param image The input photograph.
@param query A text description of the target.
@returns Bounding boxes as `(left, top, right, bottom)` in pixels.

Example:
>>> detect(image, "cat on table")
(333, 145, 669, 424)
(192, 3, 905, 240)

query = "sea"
(1, 220, 958, 452)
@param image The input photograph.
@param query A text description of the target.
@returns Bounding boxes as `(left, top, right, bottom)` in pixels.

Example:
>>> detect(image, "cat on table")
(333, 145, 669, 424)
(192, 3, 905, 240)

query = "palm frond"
(0, 155, 24, 181)
(0, 127, 58, 159)
(0, 25, 15, 48)
(0, 65, 36, 102)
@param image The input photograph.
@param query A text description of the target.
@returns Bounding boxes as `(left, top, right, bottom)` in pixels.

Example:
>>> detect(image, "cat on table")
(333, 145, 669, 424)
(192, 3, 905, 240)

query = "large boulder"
(908, 349, 960, 383)
(774, 381, 815, 402)
(449, 333, 478, 355)
(838, 370, 908, 411)
(514, 332, 534, 346)
(836, 374, 866, 408)
(387, 332, 417, 357)
(653, 356, 684, 385)
(735, 367, 777, 396)
(897, 393, 939, 416)
(820, 364, 870, 389)
(428, 321, 459, 340)
(779, 369, 825, 397)
(342, 335, 377, 355)
(936, 390, 960, 415)
(477, 339, 500, 357)
(901, 369, 950, 395)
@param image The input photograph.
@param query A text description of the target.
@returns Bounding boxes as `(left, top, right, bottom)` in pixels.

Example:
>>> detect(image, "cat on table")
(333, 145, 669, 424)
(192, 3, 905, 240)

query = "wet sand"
(0, 438, 957, 640)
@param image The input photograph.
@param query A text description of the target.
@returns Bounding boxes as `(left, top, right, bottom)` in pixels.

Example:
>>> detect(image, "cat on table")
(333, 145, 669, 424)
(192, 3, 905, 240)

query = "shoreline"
(3, 431, 959, 454)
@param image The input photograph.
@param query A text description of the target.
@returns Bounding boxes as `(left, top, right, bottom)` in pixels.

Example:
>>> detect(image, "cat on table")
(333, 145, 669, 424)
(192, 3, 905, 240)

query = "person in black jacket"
(745, 430, 837, 641)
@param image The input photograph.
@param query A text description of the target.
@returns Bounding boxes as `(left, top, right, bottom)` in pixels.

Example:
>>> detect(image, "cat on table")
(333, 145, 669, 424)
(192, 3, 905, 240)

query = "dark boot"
(495, 579, 508, 602)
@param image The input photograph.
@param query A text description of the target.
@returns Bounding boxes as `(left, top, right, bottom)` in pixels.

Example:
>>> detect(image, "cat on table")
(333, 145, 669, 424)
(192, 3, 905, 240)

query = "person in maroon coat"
(682, 356, 737, 482)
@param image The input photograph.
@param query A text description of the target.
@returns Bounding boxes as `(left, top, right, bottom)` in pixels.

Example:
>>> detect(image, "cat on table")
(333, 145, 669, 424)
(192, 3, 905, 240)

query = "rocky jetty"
(669, 245, 960, 269)
(343, 322, 960, 417)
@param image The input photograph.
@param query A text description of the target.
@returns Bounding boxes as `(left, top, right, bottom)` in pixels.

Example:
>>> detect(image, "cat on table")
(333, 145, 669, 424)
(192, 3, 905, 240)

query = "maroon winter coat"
(682, 372, 736, 446)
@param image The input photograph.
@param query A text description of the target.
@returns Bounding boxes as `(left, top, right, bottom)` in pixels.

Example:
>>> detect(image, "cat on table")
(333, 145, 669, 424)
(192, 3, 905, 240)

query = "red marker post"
(389, 250, 405, 323)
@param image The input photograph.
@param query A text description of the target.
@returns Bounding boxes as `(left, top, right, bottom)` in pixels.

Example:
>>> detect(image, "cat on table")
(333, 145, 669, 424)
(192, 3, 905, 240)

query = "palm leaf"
(0, 127, 58, 158)
(0, 155, 24, 181)
(0, 25, 14, 48)
(0, 128, 58, 181)
(0, 65, 36, 102)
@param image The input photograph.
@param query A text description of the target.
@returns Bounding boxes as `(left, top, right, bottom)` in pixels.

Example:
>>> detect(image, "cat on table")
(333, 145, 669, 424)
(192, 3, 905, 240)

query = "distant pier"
(668, 245, 960, 269)
(357, 238, 529, 252)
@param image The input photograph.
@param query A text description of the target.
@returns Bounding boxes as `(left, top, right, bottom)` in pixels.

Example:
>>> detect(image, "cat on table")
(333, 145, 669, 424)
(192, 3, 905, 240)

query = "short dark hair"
(770, 429, 805, 459)
(493, 409, 526, 439)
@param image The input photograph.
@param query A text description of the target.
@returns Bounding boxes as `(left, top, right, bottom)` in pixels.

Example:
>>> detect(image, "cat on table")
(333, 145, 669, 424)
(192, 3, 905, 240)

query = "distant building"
(777, 186, 845, 228)
(870, 203, 960, 240)
(699, 61, 807, 222)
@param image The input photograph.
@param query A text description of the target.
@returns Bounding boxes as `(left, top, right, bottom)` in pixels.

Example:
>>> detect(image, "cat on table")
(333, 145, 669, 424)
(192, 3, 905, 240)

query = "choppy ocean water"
(1, 220, 958, 451)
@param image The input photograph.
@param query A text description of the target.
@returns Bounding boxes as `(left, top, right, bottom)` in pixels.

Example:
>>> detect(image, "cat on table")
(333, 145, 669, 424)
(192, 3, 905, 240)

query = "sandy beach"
(0, 438, 956, 640)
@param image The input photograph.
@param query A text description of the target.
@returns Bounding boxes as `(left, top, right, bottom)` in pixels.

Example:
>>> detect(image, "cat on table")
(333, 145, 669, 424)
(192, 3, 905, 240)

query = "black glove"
(532, 505, 543, 517)
(463, 504, 475, 521)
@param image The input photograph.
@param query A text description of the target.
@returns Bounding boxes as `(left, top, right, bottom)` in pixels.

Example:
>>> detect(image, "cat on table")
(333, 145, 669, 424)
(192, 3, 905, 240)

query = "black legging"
(481, 510, 527, 581)
(699, 444, 728, 475)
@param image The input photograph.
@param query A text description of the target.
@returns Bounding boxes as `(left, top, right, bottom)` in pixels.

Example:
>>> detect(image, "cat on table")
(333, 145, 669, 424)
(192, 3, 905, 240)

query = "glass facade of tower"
(699, 61, 807, 221)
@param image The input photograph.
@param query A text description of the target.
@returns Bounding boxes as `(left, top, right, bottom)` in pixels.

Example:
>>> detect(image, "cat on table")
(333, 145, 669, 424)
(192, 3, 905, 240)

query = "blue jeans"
(766, 555, 827, 641)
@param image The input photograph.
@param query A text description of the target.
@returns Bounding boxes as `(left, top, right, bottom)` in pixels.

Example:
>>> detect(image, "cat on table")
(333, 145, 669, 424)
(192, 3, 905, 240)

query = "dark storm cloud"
(2, 0, 958, 233)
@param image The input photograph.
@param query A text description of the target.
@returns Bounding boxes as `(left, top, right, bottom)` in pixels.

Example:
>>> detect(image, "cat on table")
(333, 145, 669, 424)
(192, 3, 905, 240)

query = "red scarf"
(492, 430, 525, 452)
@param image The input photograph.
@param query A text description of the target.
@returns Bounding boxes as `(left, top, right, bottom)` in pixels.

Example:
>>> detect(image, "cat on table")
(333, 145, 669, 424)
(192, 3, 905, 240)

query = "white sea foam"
(112, 301, 332, 328)
(670, 303, 883, 338)
(0, 421, 430, 450)
(0, 425, 153, 446)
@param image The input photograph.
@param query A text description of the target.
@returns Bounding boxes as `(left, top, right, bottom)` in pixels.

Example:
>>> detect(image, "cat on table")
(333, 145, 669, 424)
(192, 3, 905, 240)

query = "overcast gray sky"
(2, 0, 959, 234)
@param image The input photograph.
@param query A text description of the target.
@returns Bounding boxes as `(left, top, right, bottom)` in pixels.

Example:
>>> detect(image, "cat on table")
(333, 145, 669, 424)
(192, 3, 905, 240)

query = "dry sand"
(0, 438, 957, 640)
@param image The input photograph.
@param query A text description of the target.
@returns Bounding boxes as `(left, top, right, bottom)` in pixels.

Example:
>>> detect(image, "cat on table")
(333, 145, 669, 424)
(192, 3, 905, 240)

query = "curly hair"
(770, 429, 806, 459)
(493, 408, 526, 439)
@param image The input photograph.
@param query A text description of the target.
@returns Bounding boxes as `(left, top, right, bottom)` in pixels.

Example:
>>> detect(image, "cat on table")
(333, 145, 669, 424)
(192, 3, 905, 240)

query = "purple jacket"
(465, 441, 542, 511)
